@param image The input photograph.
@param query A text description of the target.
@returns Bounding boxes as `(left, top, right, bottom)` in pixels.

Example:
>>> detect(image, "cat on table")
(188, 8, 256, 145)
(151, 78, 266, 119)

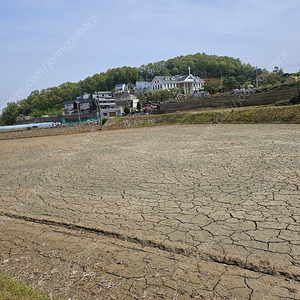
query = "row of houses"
(62, 68, 205, 118)
(116, 74, 300, 97)
(116, 71, 205, 95)
(62, 91, 139, 118)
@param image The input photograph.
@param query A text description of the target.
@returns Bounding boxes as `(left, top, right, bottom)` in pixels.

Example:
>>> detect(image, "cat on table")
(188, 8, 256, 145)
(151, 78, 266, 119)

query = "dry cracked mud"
(0, 124, 300, 299)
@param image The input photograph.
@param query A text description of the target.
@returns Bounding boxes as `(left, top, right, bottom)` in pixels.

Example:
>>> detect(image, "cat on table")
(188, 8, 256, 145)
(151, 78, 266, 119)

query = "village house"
(135, 81, 152, 95)
(62, 92, 96, 113)
(63, 91, 121, 118)
(93, 91, 122, 118)
(115, 83, 135, 94)
(115, 83, 129, 94)
(285, 75, 299, 85)
(114, 94, 139, 113)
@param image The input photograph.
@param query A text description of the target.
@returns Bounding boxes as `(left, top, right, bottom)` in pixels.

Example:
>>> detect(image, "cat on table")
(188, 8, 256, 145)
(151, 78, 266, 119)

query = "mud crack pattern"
(0, 124, 300, 299)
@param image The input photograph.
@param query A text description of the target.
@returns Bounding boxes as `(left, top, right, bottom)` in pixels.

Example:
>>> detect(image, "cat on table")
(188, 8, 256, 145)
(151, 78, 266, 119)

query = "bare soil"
(0, 124, 99, 140)
(1, 124, 300, 299)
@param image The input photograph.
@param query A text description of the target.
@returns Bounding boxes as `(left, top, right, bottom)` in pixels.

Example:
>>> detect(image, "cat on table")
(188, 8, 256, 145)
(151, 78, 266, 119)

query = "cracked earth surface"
(0, 124, 300, 299)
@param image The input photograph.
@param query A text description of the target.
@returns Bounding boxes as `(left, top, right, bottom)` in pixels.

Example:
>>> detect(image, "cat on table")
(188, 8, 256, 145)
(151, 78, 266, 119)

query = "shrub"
(124, 106, 130, 114)
(102, 117, 108, 125)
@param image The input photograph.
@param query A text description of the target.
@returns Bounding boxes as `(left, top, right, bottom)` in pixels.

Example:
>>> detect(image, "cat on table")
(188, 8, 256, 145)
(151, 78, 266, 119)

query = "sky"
(1, 0, 300, 111)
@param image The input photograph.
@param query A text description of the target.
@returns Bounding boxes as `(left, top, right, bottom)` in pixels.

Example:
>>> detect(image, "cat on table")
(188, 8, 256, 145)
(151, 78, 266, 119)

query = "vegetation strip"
(0, 272, 56, 300)
(105, 104, 300, 130)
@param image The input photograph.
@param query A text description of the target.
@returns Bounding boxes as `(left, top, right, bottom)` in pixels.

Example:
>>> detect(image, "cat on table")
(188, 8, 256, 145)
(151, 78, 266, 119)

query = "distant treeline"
(1, 53, 262, 125)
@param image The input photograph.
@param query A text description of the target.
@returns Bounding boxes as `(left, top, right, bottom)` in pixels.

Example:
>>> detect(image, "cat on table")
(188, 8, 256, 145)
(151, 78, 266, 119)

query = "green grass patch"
(105, 105, 300, 130)
(0, 273, 57, 300)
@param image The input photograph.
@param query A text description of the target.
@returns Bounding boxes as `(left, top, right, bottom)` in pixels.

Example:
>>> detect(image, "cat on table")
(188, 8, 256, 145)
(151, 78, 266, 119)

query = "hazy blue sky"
(1, 0, 300, 111)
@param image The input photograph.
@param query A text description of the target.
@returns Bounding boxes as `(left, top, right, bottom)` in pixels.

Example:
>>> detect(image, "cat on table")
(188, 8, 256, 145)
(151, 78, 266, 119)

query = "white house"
(115, 83, 128, 94)
(115, 94, 139, 113)
(151, 73, 205, 94)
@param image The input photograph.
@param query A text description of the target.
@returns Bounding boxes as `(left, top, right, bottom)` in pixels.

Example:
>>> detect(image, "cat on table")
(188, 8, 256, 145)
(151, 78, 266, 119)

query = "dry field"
(0, 124, 300, 299)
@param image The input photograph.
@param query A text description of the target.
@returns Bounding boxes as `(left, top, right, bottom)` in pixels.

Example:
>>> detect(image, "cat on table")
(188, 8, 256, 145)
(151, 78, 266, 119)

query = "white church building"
(151, 68, 205, 94)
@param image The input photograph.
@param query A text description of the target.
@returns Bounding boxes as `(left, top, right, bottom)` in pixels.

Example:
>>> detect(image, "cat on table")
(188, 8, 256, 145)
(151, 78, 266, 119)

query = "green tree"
(19, 99, 33, 115)
(224, 76, 240, 91)
(266, 73, 281, 85)
(26, 90, 41, 111)
(124, 106, 130, 114)
(1, 102, 20, 125)
(170, 67, 179, 76)
(204, 79, 222, 93)
(30, 109, 44, 118)
(0, 116, 4, 126)
(237, 75, 246, 84)
(141, 89, 176, 105)
(59, 81, 80, 101)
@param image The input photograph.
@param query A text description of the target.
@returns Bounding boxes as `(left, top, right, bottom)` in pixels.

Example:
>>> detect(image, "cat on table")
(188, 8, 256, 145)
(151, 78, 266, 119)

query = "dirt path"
(1, 124, 300, 299)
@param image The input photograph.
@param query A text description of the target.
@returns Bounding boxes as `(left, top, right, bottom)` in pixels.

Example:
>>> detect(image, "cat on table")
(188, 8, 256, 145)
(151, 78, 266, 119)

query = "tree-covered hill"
(139, 53, 256, 81)
(0, 53, 262, 125)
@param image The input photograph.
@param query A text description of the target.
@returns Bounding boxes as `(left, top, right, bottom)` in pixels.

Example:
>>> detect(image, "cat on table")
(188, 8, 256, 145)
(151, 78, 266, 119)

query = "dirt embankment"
(159, 87, 299, 113)
(1, 103, 300, 141)
(0, 124, 100, 140)
(104, 104, 300, 130)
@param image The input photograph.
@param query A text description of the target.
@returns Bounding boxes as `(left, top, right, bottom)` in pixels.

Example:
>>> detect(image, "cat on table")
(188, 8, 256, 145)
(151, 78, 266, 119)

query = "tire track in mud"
(1, 209, 299, 282)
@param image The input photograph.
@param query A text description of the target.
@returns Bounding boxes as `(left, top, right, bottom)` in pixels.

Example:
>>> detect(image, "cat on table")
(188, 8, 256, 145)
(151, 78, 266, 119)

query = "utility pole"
(77, 101, 81, 122)
(95, 92, 103, 130)
(220, 70, 223, 93)
(255, 66, 259, 88)
(297, 80, 300, 102)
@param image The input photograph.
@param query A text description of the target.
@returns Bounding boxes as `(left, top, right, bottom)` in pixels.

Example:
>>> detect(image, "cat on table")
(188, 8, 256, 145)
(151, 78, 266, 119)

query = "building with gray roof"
(151, 72, 205, 94)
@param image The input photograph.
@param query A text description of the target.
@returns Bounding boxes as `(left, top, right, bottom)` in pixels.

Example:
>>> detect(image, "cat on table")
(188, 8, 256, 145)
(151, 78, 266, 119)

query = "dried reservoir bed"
(0, 124, 300, 299)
